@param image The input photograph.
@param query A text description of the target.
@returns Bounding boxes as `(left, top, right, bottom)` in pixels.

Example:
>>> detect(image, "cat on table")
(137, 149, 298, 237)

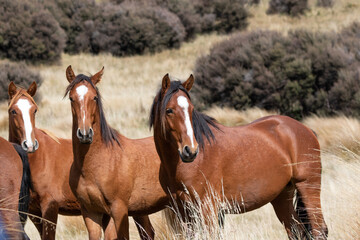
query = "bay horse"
(0, 137, 31, 240)
(8, 82, 117, 240)
(149, 74, 329, 239)
(64, 66, 169, 240)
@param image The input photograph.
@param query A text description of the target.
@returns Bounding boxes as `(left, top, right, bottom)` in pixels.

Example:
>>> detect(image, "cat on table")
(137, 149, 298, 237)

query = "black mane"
(64, 74, 120, 146)
(149, 80, 220, 149)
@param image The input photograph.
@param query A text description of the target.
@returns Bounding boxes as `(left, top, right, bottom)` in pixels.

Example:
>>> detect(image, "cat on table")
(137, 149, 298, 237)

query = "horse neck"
(153, 123, 181, 174)
(71, 111, 113, 166)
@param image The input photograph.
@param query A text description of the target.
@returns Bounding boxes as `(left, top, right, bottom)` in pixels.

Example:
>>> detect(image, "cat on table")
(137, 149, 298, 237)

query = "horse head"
(8, 82, 39, 152)
(65, 66, 105, 144)
(154, 74, 200, 162)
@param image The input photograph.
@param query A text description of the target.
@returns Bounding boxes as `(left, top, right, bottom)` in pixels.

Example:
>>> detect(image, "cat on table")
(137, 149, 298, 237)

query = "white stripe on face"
(177, 96, 195, 148)
(16, 99, 33, 146)
(76, 85, 88, 131)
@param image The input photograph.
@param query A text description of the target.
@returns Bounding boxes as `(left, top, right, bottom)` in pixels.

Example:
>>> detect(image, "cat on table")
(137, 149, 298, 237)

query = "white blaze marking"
(177, 96, 195, 148)
(16, 99, 33, 146)
(76, 85, 88, 131)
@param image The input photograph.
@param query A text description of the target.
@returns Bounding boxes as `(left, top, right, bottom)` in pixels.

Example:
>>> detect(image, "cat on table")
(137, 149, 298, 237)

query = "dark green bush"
(193, 24, 360, 120)
(267, 0, 308, 16)
(194, 0, 249, 33)
(42, 0, 100, 54)
(94, 2, 185, 56)
(154, 0, 201, 40)
(317, 0, 334, 8)
(0, 0, 66, 64)
(0, 62, 43, 101)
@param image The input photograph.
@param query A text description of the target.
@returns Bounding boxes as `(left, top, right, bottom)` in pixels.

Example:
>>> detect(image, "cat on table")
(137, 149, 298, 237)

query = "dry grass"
(1, 0, 359, 238)
(247, 0, 360, 34)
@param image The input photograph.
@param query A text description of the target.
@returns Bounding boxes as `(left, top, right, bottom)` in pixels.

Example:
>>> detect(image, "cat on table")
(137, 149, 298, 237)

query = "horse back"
(233, 115, 321, 181)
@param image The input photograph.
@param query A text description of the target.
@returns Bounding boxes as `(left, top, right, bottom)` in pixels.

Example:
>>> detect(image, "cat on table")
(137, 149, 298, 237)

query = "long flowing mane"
(64, 74, 120, 146)
(149, 80, 220, 148)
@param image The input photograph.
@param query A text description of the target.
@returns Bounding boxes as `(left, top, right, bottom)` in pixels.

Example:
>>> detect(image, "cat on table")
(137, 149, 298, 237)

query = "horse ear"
(66, 65, 76, 83)
(8, 81, 17, 99)
(182, 74, 194, 92)
(161, 73, 170, 96)
(27, 81, 37, 97)
(91, 67, 104, 85)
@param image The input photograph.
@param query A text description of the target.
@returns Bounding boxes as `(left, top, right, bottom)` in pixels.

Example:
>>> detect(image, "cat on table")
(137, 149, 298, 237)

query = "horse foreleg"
(102, 214, 117, 240)
(295, 180, 328, 239)
(28, 206, 43, 237)
(111, 200, 129, 240)
(133, 215, 155, 240)
(81, 207, 103, 240)
(40, 198, 58, 240)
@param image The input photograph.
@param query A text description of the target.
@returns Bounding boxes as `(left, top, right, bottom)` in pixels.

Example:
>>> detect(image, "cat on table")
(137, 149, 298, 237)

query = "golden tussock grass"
(1, 0, 359, 238)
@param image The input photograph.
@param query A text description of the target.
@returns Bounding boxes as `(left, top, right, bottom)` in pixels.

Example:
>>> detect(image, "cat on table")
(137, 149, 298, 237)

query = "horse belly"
(223, 151, 292, 212)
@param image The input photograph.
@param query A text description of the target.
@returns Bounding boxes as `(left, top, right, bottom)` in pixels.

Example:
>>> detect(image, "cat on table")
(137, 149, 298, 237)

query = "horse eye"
(166, 108, 173, 115)
(11, 110, 17, 115)
(94, 96, 98, 101)
(69, 97, 74, 102)
(34, 109, 37, 114)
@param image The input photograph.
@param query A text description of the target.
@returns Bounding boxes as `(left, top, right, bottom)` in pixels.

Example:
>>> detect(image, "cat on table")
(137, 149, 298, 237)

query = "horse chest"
(76, 177, 110, 213)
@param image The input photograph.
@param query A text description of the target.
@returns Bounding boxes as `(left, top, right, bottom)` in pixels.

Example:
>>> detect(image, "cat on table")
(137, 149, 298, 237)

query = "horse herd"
(0, 66, 328, 240)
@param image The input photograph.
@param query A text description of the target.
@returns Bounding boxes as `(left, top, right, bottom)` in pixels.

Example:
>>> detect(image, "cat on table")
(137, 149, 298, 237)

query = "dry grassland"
(0, 0, 359, 239)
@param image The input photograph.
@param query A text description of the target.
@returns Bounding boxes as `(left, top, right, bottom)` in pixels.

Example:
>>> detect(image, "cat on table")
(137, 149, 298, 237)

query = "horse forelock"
(65, 74, 120, 147)
(149, 80, 219, 149)
(8, 89, 37, 111)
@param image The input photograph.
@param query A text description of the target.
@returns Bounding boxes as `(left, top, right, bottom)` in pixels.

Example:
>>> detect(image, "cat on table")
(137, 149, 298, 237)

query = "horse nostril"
(89, 128, 94, 138)
(183, 146, 191, 157)
(21, 140, 28, 151)
(34, 139, 39, 150)
(77, 128, 83, 139)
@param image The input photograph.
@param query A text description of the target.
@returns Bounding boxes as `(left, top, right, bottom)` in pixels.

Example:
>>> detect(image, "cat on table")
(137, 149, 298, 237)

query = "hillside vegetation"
(0, 0, 359, 239)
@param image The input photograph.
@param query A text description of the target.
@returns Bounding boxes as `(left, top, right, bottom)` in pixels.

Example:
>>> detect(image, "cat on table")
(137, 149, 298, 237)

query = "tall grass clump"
(193, 22, 360, 120)
(0, 0, 66, 64)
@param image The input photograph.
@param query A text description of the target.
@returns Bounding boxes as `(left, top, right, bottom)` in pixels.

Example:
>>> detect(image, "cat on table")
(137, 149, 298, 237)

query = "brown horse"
(65, 66, 169, 240)
(0, 137, 31, 240)
(8, 82, 117, 240)
(149, 74, 329, 239)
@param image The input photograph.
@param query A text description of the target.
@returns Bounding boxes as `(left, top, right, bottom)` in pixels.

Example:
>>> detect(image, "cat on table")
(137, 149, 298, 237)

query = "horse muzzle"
(21, 139, 39, 153)
(77, 128, 94, 144)
(179, 145, 199, 163)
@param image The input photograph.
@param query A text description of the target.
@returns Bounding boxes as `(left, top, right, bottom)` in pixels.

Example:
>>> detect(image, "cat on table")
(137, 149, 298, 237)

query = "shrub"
(193, 24, 360, 120)
(0, 62, 43, 101)
(42, 0, 100, 54)
(0, 0, 66, 64)
(94, 2, 186, 56)
(154, 0, 201, 40)
(317, 0, 334, 8)
(267, 0, 308, 16)
(194, 0, 249, 33)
